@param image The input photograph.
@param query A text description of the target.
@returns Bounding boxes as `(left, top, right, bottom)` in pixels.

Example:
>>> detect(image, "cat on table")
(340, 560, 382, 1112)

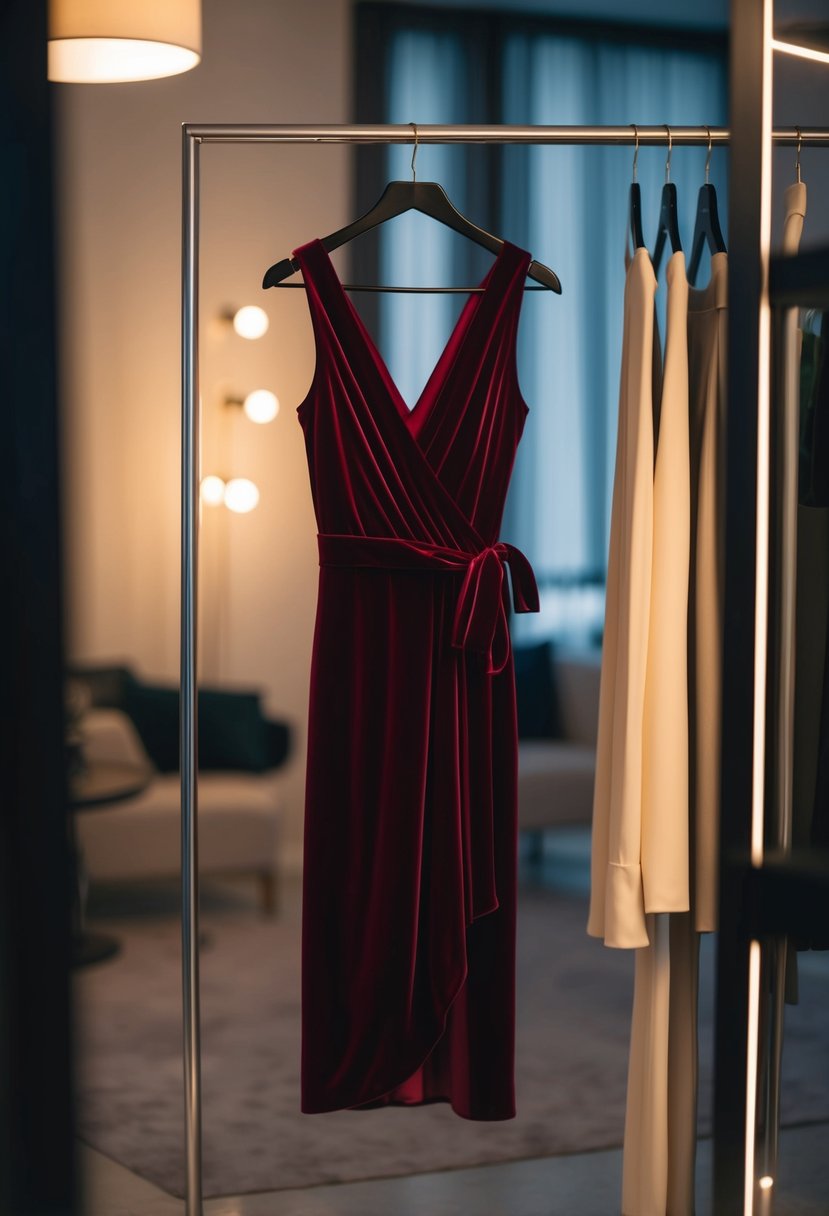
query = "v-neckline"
(310, 239, 512, 434)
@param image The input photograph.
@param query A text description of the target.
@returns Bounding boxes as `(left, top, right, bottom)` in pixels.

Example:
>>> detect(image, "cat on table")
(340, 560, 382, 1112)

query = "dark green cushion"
(513, 640, 563, 740)
(124, 682, 270, 774)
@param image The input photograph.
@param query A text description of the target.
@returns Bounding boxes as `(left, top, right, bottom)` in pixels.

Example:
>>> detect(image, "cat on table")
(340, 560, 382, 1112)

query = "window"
(355, 4, 727, 644)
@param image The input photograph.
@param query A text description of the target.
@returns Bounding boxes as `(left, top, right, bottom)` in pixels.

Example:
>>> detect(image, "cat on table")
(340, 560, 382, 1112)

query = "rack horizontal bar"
(182, 122, 829, 146)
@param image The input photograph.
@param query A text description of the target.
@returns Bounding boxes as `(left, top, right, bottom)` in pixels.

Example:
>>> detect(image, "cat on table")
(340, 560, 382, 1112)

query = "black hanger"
(263, 124, 562, 295)
(629, 125, 646, 251)
(687, 128, 727, 286)
(652, 126, 682, 278)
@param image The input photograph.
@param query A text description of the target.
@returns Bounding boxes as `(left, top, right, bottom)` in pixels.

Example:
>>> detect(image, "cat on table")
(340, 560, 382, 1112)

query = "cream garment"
(624, 912, 699, 1216)
(590, 246, 691, 952)
(621, 250, 694, 1216)
(623, 249, 728, 1216)
(642, 253, 691, 916)
(783, 178, 806, 255)
(589, 246, 657, 950)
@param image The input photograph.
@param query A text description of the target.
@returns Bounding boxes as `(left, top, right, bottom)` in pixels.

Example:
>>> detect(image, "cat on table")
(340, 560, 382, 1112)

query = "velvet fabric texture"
(294, 237, 539, 1121)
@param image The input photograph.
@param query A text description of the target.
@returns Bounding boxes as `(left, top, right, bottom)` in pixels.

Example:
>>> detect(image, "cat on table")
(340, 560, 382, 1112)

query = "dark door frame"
(0, 2, 76, 1212)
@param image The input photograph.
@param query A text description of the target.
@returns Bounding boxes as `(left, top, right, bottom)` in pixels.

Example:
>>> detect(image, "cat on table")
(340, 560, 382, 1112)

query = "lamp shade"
(48, 0, 201, 83)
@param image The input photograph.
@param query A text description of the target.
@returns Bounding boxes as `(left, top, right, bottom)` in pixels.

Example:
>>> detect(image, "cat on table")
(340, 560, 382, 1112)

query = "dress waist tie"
(318, 533, 539, 676)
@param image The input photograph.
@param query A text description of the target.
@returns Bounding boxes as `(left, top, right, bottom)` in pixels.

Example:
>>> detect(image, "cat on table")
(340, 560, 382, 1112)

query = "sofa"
(516, 646, 601, 842)
(69, 664, 290, 914)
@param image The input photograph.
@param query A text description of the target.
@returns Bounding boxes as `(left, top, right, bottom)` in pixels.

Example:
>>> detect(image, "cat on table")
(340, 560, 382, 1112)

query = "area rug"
(73, 878, 829, 1199)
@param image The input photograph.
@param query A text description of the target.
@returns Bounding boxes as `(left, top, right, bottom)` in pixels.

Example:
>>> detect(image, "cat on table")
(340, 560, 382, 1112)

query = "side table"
(69, 760, 154, 966)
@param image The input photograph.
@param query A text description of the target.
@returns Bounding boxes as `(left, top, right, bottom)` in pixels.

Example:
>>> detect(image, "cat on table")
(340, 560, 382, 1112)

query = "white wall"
(56, 0, 352, 869)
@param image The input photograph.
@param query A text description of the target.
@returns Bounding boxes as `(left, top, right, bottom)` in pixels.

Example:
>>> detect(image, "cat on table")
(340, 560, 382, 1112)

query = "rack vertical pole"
(181, 123, 204, 1216)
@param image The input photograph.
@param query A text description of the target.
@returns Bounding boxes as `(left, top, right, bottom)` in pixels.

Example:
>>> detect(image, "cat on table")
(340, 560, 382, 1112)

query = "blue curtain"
(381, 29, 488, 410)
(375, 20, 727, 641)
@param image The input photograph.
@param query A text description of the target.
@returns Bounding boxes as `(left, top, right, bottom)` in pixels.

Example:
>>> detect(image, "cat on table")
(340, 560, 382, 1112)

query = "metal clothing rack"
(180, 122, 829, 1216)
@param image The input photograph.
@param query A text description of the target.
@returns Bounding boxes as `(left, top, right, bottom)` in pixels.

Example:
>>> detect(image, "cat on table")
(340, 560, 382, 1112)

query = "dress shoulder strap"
(292, 239, 341, 303)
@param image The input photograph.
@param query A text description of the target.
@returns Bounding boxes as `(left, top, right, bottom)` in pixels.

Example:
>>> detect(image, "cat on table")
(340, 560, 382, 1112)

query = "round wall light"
(48, 0, 202, 83)
(200, 475, 226, 506)
(224, 478, 260, 514)
(243, 389, 280, 424)
(232, 306, 269, 340)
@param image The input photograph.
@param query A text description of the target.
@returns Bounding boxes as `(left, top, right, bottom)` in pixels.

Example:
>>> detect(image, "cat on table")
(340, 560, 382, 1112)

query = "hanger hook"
(705, 126, 713, 184)
(796, 126, 802, 184)
(630, 124, 640, 182)
(410, 122, 418, 183)
(664, 124, 673, 184)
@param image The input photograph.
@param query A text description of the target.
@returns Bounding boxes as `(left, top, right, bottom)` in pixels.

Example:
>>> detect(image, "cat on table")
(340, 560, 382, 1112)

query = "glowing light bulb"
(224, 478, 260, 514)
(200, 475, 226, 506)
(243, 389, 279, 424)
(232, 306, 269, 340)
(758, 1177, 774, 1191)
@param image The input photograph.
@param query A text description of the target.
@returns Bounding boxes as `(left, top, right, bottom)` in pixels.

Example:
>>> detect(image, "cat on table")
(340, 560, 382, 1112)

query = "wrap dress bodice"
(294, 237, 539, 1119)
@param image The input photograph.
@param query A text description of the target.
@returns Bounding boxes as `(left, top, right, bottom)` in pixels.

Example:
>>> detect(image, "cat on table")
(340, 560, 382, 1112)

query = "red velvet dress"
(295, 237, 539, 1121)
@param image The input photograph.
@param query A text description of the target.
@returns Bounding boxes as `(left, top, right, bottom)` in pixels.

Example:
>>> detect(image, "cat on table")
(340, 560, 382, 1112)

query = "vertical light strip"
(746, 4, 774, 1214)
(751, 0, 773, 872)
(744, 940, 763, 1213)
(752, 295, 771, 869)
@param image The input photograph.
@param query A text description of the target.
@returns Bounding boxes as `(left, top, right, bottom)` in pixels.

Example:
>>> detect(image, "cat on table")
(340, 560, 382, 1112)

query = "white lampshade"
(48, 0, 202, 83)
(233, 306, 269, 340)
(243, 389, 279, 424)
(224, 478, 260, 514)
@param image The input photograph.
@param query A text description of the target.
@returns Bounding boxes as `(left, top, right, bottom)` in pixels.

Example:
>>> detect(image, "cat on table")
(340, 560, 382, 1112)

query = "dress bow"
(451, 543, 540, 675)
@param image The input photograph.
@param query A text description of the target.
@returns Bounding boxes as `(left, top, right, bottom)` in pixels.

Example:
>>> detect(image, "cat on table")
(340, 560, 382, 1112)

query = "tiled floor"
(79, 1123, 829, 1215)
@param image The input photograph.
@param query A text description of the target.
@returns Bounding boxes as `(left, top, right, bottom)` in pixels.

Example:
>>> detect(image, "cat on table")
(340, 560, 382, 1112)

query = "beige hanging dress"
(588, 244, 658, 951)
(592, 233, 729, 1213)
(624, 244, 728, 1216)
(621, 249, 693, 1216)
(589, 237, 693, 1210)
